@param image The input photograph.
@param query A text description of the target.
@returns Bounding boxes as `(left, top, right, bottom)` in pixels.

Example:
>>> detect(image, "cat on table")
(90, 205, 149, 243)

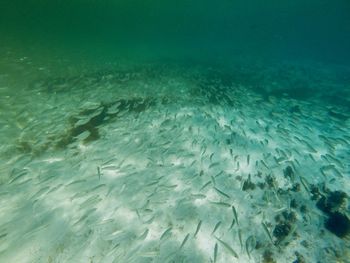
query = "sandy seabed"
(0, 54, 349, 263)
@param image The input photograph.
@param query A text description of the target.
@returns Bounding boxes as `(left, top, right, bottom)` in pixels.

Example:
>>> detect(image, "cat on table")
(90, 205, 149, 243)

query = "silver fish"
(194, 220, 202, 237)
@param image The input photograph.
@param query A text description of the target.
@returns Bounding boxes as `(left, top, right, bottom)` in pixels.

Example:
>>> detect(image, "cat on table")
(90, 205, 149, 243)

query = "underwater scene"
(0, 1, 349, 262)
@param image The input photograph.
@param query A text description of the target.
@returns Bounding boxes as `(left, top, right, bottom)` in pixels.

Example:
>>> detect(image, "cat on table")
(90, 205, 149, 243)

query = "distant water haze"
(0, 2, 350, 263)
(1, 0, 350, 64)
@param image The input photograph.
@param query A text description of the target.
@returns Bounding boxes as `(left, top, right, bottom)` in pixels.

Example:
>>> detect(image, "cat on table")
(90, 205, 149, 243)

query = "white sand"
(0, 56, 349, 263)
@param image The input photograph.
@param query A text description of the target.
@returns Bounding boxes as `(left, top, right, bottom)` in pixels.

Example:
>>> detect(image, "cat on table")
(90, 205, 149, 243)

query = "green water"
(1, 0, 350, 64)
(0, 1, 349, 263)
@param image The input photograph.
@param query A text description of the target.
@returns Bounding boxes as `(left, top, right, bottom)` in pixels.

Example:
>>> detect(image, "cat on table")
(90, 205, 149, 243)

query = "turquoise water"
(0, 1, 349, 262)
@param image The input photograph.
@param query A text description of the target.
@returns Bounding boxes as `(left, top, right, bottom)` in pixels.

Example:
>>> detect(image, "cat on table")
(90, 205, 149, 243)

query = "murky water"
(0, 1, 349, 262)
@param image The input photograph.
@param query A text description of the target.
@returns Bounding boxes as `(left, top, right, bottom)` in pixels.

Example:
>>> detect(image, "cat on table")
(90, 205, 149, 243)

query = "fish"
(209, 201, 232, 208)
(260, 160, 269, 169)
(37, 174, 56, 185)
(232, 205, 239, 226)
(238, 229, 243, 249)
(143, 215, 155, 224)
(191, 194, 207, 200)
(308, 154, 316, 162)
(140, 250, 160, 258)
(73, 208, 97, 226)
(215, 236, 238, 258)
(332, 167, 343, 178)
(228, 217, 236, 230)
(263, 152, 272, 160)
(212, 221, 222, 235)
(211, 176, 216, 186)
(335, 137, 348, 145)
(299, 176, 310, 193)
(210, 153, 215, 162)
(160, 227, 172, 240)
(323, 141, 336, 151)
(209, 162, 220, 169)
(190, 160, 197, 167)
(146, 180, 159, 187)
(293, 136, 303, 143)
(201, 145, 207, 156)
(138, 229, 149, 240)
(159, 184, 178, 189)
(9, 172, 27, 184)
(321, 164, 335, 171)
(321, 154, 329, 163)
(214, 170, 224, 178)
(284, 148, 293, 158)
(261, 222, 274, 244)
(245, 235, 256, 259)
(325, 154, 344, 168)
(235, 161, 240, 171)
(86, 184, 107, 194)
(194, 220, 202, 237)
(100, 164, 119, 170)
(320, 165, 343, 178)
(200, 181, 211, 191)
(214, 187, 230, 199)
(214, 243, 218, 263)
(65, 179, 86, 187)
(30, 186, 50, 200)
(79, 195, 102, 210)
(179, 233, 190, 249)
(192, 139, 198, 147)
(302, 140, 317, 153)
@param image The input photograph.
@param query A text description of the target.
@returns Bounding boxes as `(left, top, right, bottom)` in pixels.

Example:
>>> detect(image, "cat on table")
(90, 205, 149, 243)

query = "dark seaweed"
(293, 251, 306, 263)
(273, 222, 292, 244)
(316, 191, 347, 215)
(325, 212, 350, 238)
(283, 166, 294, 181)
(242, 174, 256, 191)
(290, 199, 298, 209)
(290, 183, 301, 192)
(56, 98, 156, 149)
(310, 184, 321, 201)
(16, 96, 158, 156)
(262, 250, 276, 263)
(315, 189, 349, 238)
(299, 205, 308, 214)
(282, 211, 297, 224)
(265, 175, 277, 189)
